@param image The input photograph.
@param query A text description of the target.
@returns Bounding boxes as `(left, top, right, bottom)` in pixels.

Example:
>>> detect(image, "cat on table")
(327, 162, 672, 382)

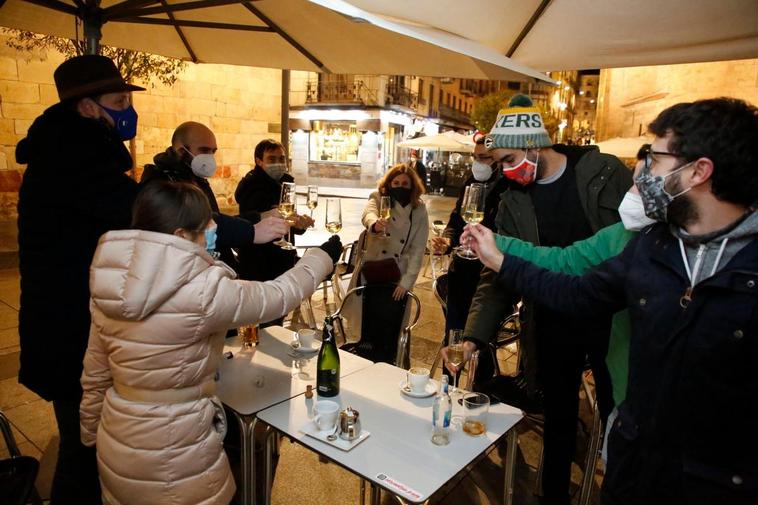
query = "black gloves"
(319, 235, 343, 263)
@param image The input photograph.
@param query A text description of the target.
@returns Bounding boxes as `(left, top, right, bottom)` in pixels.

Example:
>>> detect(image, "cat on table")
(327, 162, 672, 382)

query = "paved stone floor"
(0, 193, 602, 504)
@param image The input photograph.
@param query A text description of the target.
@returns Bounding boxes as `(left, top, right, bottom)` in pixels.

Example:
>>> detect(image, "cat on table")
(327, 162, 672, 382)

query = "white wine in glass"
(275, 182, 297, 250)
(325, 198, 342, 234)
(456, 183, 485, 260)
(379, 195, 391, 238)
(448, 329, 465, 398)
(306, 185, 318, 228)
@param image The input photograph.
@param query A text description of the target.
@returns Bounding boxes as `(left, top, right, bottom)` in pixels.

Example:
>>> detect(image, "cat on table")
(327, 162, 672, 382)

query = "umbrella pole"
(83, 2, 103, 55)
(281, 69, 290, 154)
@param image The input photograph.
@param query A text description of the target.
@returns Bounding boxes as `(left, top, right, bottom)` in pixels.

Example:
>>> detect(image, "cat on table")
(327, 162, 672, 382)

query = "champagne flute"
(456, 183, 485, 260)
(306, 185, 318, 228)
(379, 195, 391, 239)
(275, 182, 296, 250)
(325, 198, 342, 234)
(448, 329, 465, 399)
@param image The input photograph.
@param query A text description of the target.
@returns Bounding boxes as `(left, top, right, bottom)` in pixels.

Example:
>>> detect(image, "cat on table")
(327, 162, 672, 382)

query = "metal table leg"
(503, 429, 518, 505)
(369, 484, 381, 505)
(230, 413, 256, 505)
(261, 425, 278, 505)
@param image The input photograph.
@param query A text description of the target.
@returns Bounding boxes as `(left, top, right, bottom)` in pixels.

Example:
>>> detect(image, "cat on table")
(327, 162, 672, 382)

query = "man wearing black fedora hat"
(16, 54, 145, 504)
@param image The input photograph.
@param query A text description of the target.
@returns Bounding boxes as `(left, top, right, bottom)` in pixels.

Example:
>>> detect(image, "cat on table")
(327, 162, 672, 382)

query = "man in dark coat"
(235, 139, 313, 291)
(141, 122, 288, 269)
(443, 94, 631, 505)
(467, 97, 758, 505)
(408, 149, 427, 189)
(16, 55, 145, 504)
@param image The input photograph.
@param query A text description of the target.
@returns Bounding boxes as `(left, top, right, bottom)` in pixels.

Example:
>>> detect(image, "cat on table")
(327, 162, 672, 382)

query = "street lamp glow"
(564, 85, 570, 91)
(559, 102, 568, 111)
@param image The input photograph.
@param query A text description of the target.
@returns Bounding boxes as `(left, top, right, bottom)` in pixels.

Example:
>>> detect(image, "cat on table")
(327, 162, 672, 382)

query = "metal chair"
(330, 284, 421, 368)
(0, 410, 42, 505)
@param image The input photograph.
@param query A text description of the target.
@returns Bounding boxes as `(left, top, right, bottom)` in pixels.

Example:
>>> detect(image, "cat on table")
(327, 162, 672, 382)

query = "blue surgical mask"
(204, 226, 218, 254)
(99, 103, 138, 141)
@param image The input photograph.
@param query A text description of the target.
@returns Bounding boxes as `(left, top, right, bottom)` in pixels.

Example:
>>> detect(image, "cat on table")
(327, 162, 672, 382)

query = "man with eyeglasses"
(464, 97, 758, 503)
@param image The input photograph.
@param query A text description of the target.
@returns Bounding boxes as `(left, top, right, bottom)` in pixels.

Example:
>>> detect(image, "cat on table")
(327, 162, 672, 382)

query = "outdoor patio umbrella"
(346, 0, 758, 71)
(0, 0, 553, 82)
(397, 132, 474, 153)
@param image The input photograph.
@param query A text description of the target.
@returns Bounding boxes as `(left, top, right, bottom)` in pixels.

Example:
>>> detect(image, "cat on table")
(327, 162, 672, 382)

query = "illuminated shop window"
(310, 121, 360, 163)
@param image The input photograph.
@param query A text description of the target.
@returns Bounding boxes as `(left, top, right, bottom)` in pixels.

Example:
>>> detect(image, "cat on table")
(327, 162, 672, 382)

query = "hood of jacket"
(90, 229, 234, 321)
(16, 102, 132, 173)
(147, 147, 194, 181)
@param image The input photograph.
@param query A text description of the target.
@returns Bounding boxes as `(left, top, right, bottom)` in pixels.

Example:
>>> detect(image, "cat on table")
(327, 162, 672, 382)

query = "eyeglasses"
(642, 146, 680, 170)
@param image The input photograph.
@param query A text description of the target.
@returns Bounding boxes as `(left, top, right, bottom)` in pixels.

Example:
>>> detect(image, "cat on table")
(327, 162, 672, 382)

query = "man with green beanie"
(443, 94, 632, 504)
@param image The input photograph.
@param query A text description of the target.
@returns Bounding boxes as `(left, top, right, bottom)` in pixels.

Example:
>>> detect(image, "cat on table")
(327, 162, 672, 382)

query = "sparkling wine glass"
(447, 329, 465, 399)
(379, 195, 391, 239)
(275, 182, 296, 250)
(325, 198, 342, 234)
(306, 185, 318, 228)
(456, 183, 485, 260)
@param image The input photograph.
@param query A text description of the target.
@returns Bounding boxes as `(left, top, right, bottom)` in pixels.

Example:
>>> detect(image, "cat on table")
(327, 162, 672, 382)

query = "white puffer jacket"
(80, 229, 332, 505)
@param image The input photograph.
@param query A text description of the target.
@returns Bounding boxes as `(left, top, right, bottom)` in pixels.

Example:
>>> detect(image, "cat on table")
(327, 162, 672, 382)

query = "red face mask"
(502, 150, 539, 186)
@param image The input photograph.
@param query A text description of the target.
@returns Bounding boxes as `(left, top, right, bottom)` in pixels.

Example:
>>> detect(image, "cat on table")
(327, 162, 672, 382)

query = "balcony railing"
(438, 104, 471, 125)
(300, 80, 380, 106)
(385, 86, 418, 111)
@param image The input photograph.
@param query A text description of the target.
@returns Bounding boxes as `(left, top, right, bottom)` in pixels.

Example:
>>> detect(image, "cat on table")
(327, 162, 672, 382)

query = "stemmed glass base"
(455, 247, 478, 260)
(275, 237, 296, 250)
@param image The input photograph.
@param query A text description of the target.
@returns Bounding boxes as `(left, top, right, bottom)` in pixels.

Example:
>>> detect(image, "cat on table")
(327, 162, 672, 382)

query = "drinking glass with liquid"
(462, 392, 489, 436)
(306, 185, 318, 228)
(447, 329, 465, 398)
(456, 183, 485, 260)
(325, 198, 342, 234)
(379, 195, 391, 239)
(275, 182, 297, 250)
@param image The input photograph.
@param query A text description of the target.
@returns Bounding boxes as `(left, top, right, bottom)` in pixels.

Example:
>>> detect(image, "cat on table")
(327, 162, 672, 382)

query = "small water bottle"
(431, 375, 452, 446)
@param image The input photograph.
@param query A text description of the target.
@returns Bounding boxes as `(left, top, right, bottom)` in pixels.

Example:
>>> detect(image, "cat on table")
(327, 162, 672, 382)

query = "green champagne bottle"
(316, 316, 340, 397)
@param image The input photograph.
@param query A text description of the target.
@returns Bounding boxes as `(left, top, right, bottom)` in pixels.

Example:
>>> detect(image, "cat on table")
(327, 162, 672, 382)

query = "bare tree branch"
(2, 28, 185, 86)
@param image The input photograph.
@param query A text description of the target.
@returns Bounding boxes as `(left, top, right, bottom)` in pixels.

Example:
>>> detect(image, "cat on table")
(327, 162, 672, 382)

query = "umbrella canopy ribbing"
(0, 0, 554, 81)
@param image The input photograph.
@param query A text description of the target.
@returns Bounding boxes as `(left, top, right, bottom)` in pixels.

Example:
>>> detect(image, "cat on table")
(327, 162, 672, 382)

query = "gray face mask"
(635, 161, 694, 222)
(262, 163, 287, 181)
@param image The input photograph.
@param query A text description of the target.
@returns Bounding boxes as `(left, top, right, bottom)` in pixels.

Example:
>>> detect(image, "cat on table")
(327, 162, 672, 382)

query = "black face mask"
(388, 187, 412, 207)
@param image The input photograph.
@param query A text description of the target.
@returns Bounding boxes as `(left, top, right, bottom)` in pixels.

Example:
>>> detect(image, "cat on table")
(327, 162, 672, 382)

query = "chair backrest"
(0, 410, 20, 457)
(331, 284, 421, 368)
(432, 273, 448, 314)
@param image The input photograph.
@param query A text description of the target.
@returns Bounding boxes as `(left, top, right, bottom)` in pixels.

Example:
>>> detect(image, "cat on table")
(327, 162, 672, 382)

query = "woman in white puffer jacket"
(80, 181, 339, 505)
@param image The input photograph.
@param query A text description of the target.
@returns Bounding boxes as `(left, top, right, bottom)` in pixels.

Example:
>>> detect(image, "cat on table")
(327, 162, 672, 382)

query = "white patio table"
(216, 326, 373, 505)
(257, 362, 523, 505)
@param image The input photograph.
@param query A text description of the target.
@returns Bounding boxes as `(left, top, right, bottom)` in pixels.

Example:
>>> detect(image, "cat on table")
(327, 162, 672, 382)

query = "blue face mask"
(204, 226, 218, 254)
(99, 103, 138, 141)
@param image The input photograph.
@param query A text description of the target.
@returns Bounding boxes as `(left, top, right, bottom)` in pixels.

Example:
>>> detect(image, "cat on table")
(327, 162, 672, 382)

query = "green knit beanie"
(485, 94, 552, 149)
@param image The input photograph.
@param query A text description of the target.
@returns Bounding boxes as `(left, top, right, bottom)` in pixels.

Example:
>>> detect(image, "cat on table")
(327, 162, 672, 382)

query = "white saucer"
(287, 349, 317, 359)
(300, 421, 370, 451)
(399, 379, 437, 398)
(290, 344, 319, 354)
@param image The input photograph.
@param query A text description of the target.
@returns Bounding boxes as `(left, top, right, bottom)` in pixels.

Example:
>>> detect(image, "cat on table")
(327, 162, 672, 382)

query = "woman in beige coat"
(345, 164, 429, 363)
(80, 182, 339, 505)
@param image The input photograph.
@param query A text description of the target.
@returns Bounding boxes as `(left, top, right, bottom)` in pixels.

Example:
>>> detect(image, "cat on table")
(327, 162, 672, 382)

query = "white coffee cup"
(407, 367, 430, 393)
(298, 329, 316, 350)
(313, 400, 340, 431)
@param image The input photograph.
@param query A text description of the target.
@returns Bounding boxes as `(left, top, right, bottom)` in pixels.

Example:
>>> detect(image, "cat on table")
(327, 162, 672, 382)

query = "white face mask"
(262, 163, 287, 181)
(471, 161, 494, 182)
(618, 191, 656, 231)
(183, 147, 217, 178)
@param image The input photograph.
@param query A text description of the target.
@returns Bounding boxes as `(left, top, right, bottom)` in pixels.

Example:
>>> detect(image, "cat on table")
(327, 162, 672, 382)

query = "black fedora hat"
(54, 54, 145, 103)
